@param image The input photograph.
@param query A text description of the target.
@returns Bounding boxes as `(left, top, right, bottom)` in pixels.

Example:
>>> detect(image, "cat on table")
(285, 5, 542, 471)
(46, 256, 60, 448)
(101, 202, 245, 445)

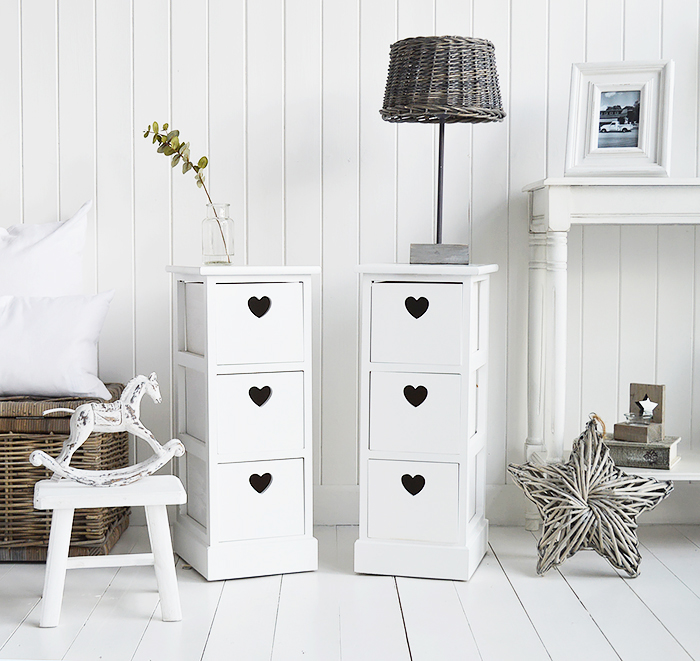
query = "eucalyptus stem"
(143, 121, 231, 263)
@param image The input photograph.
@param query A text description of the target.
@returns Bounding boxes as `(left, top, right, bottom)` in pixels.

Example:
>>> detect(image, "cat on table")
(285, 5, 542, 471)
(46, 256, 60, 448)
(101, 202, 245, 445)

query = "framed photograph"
(564, 60, 674, 176)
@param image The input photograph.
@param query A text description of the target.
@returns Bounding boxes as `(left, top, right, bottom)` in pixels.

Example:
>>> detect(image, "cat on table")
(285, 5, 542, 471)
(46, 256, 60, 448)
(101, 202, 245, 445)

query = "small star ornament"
(636, 395, 658, 418)
(508, 414, 673, 577)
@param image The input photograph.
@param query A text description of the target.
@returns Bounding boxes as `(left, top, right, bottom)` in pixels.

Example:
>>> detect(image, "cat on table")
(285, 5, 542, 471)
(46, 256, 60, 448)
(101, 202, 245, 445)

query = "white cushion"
(0, 200, 92, 296)
(0, 291, 113, 399)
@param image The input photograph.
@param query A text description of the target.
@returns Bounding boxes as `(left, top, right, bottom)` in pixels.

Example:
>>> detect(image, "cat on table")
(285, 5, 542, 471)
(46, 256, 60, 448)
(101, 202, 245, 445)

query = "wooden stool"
(33, 474, 187, 628)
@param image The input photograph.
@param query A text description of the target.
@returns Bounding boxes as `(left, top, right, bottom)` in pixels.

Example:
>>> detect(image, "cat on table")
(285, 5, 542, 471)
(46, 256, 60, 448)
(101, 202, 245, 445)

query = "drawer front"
(215, 282, 304, 365)
(216, 371, 305, 455)
(368, 371, 461, 454)
(218, 458, 305, 541)
(370, 282, 463, 365)
(367, 459, 459, 544)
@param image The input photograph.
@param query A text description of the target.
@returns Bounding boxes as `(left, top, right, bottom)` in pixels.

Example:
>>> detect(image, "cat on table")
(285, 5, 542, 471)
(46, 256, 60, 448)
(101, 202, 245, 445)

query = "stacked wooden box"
(0, 384, 130, 561)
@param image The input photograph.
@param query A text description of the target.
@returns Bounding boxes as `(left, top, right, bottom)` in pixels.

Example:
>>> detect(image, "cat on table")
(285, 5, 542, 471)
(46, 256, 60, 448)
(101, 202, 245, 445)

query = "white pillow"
(0, 291, 113, 399)
(0, 200, 92, 296)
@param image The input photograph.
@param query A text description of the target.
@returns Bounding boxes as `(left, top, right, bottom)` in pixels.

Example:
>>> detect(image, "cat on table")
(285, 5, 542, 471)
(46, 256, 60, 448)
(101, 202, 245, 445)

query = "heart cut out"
(403, 385, 428, 407)
(249, 473, 272, 494)
(249, 385, 272, 407)
(405, 296, 429, 319)
(248, 296, 271, 318)
(401, 474, 425, 496)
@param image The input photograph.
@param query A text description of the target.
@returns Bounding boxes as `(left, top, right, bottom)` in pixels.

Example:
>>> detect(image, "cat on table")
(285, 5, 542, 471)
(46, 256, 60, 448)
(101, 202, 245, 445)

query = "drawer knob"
(403, 385, 427, 407)
(249, 473, 272, 493)
(249, 385, 272, 407)
(405, 296, 429, 319)
(248, 296, 271, 318)
(401, 474, 425, 496)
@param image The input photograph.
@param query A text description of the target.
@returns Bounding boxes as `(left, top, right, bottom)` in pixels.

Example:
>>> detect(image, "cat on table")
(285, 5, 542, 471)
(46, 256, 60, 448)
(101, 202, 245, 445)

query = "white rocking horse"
(29, 372, 185, 487)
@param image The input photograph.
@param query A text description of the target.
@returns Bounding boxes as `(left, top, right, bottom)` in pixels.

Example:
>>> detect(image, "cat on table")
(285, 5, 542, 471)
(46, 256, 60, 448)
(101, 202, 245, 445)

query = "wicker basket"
(0, 385, 130, 561)
(0, 383, 124, 434)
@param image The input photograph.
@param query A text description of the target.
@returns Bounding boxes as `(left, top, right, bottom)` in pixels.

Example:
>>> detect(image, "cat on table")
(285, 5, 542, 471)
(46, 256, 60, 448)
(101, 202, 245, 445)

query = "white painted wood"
(356, 266, 494, 580)
(489, 526, 619, 660)
(145, 504, 182, 621)
(396, 577, 481, 661)
(369, 371, 462, 454)
(39, 507, 75, 627)
(170, 267, 318, 579)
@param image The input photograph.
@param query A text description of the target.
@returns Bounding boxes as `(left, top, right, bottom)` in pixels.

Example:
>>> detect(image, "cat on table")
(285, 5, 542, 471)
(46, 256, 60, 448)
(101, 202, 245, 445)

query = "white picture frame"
(564, 60, 674, 177)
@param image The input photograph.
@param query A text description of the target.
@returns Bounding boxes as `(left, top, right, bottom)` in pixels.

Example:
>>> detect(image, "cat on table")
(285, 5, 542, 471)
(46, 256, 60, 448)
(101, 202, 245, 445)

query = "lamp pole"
(436, 118, 446, 244)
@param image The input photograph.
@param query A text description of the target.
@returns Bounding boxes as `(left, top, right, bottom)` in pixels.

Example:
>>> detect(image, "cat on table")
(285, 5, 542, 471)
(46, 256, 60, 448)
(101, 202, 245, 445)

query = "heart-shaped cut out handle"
(248, 296, 271, 318)
(249, 385, 272, 407)
(403, 385, 427, 407)
(405, 296, 429, 319)
(249, 473, 272, 493)
(401, 474, 425, 496)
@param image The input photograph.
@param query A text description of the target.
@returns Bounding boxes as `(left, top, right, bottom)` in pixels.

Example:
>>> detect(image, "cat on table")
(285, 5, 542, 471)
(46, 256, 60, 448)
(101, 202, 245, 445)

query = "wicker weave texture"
(0, 431, 129, 560)
(381, 35, 505, 124)
(0, 383, 124, 434)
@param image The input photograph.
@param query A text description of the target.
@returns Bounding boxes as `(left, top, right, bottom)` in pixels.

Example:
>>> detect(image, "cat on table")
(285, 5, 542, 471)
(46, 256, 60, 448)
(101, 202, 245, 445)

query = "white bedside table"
(167, 266, 318, 580)
(354, 263, 497, 581)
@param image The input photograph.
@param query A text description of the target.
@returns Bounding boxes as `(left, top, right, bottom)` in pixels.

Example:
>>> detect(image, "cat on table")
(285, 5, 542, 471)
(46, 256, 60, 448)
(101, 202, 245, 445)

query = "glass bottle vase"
(202, 203, 234, 265)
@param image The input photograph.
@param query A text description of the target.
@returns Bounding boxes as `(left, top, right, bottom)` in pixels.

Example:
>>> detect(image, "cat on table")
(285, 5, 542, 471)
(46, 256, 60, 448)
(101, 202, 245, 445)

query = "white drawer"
(370, 282, 462, 365)
(367, 459, 459, 544)
(218, 458, 305, 541)
(216, 371, 305, 455)
(368, 371, 461, 454)
(215, 282, 304, 364)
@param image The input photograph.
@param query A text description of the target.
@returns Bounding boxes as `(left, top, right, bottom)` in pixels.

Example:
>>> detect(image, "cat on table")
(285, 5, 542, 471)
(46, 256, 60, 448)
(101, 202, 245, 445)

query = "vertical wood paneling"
(587, 0, 624, 61)
(95, 0, 134, 390)
(547, 0, 586, 178)
(358, 0, 397, 264)
(0, 0, 22, 225)
(624, 0, 662, 59)
(395, 0, 435, 263)
(21, 0, 58, 223)
(58, 1, 95, 290)
(133, 0, 171, 447)
(617, 226, 658, 418)
(473, 0, 508, 483)
(321, 0, 360, 485)
(247, 0, 285, 265)
(506, 0, 548, 466)
(662, 0, 699, 177)
(284, 0, 322, 268)
(580, 226, 621, 428)
(565, 226, 584, 445)
(209, 0, 246, 265)
(657, 226, 695, 447)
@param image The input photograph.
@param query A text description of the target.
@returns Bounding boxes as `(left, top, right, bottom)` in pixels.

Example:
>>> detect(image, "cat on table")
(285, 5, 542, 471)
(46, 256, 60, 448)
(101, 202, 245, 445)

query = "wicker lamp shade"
(381, 36, 505, 125)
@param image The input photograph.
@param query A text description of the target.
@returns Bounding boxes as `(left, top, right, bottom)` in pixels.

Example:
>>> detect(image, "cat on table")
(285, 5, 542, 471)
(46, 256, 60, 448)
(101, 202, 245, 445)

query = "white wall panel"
(21, 0, 58, 224)
(0, 0, 22, 224)
(3, 0, 700, 523)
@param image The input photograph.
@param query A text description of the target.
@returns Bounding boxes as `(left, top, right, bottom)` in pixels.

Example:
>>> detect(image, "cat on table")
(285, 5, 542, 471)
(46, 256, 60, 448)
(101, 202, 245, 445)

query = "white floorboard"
(3, 525, 700, 660)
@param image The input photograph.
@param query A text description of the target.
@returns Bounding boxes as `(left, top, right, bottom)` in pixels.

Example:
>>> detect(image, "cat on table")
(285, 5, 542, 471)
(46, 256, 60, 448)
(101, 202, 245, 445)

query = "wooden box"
(604, 435, 680, 470)
(613, 421, 663, 444)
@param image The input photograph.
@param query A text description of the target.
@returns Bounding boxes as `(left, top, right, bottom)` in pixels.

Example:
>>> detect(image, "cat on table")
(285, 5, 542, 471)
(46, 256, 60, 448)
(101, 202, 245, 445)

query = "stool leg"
(145, 504, 182, 622)
(40, 507, 75, 628)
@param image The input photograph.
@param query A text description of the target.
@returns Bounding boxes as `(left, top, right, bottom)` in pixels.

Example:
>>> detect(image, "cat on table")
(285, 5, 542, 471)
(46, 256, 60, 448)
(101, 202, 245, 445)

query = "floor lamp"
(380, 35, 506, 264)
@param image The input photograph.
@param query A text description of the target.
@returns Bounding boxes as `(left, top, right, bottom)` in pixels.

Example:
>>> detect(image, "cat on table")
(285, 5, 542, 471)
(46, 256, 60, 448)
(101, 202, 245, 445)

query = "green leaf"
(163, 123, 169, 130)
(197, 156, 208, 169)
(157, 142, 166, 153)
(163, 146, 175, 156)
(143, 129, 150, 138)
(152, 134, 158, 144)
(153, 121, 159, 133)
(171, 135, 180, 149)
(165, 130, 179, 142)
(171, 154, 181, 167)
(182, 161, 193, 174)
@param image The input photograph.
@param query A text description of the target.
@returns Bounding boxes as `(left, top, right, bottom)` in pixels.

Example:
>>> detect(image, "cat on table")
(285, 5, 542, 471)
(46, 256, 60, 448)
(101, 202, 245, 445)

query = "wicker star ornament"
(508, 415, 673, 577)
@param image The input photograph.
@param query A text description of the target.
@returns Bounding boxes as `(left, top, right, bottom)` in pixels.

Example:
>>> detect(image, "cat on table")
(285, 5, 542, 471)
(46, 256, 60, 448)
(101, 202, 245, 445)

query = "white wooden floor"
(2, 524, 700, 660)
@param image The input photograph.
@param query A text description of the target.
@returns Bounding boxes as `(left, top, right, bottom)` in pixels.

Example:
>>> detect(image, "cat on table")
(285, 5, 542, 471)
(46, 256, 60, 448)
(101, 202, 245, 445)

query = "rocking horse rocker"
(29, 372, 185, 487)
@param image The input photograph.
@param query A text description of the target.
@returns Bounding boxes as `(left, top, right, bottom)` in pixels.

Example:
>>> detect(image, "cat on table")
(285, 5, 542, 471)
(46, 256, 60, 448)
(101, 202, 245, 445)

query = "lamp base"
(410, 243, 470, 265)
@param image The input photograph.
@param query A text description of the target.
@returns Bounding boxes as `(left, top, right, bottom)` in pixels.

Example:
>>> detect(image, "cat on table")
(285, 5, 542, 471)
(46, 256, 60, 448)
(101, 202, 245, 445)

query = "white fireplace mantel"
(523, 177, 700, 528)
